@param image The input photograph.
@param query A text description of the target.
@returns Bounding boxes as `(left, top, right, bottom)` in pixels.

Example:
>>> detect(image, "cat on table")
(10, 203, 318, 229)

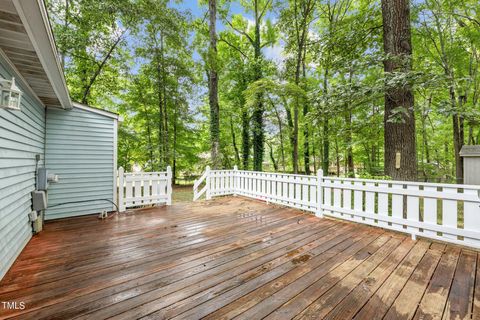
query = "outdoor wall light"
(0, 77, 22, 111)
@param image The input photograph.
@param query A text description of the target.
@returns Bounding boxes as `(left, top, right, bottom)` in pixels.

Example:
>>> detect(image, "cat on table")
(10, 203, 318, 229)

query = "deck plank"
(2, 209, 316, 317)
(172, 231, 387, 320)
(102, 224, 366, 320)
(442, 249, 477, 320)
(68, 220, 335, 319)
(473, 255, 480, 320)
(295, 236, 415, 320)
(145, 224, 372, 320)
(200, 225, 372, 320)
(264, 235, 402, 320)
(412, 246, 460, 320)
(323, 240, 426, 320)
(17, 218, 329, 319)
(0, 196, 478, 320)
(382, 246, 443, 320)
(351, 240, 431, 320)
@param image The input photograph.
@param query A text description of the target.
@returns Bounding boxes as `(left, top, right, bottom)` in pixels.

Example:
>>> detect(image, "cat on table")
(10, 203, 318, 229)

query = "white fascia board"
(12, 0, 72, 109)
(73, 102, 121, 120)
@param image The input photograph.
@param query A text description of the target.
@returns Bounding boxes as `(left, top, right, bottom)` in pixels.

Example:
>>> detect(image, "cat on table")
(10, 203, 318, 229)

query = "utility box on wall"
(460, 145, 480, 185)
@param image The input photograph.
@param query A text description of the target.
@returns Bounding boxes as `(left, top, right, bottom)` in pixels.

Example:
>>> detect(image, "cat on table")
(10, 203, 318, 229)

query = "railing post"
(118, 167, 125, 212)
(166, 166, 172, 205)
(206, 166, 212, 200)
(316, 169, 324, 218)
(233, 165, 238, 196)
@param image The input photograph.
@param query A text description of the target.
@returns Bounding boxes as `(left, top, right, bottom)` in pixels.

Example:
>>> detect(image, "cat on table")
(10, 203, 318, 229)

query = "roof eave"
(12, 0, 72, 109)
(72, 102, 122, 121)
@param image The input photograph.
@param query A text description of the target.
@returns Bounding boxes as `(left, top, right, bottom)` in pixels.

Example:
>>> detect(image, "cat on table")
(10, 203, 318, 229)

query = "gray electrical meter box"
(460, 145, 480, 185)
(31, 190, 47, 211)
(37, 168, 49, 191)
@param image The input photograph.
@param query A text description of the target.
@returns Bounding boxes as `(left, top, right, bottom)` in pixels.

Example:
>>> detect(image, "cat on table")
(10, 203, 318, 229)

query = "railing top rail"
(208, 168, 480, 190)
(323, 176, 480, 190)
(235, 169, 318, 179)
(123, 171, 168, 176)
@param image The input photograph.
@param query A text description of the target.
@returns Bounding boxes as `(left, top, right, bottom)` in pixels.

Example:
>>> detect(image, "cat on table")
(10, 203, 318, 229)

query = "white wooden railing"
(193, 167, 210, 201)
(118, 167, 172, 212)
(193, 167, 480, 248)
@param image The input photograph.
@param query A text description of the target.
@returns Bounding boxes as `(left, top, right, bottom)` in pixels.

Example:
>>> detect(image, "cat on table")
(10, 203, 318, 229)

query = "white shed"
(460, 145, 480, 185)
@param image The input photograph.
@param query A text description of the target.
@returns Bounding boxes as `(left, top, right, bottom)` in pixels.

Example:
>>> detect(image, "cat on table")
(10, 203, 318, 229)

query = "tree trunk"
(81, 32, 125, 104)
(271, 99, 286, 171)
(322, 119, 329, 175)
(268, 142, 278, 171)
(285, 103, 296, 172)
(345, 70, 354, 177)
(173, 102, 178, 184)
(61, 0, 69, 68)
(468, 126, 475, 145)
(335, 137, 340, 177)
(302, 48, 310, 175)
(252, 0, 264, 171)
(156, 30, 169, 169)
(155, 46, 165, 169)
(241, 109, 250, 170)
(292, 103, 299, 173)
(230, 115, 240, 166)
(143, 105, 155, 172)
(449, 87, 464, 183)
(322, 69, 329, 175)
(345, 110, 354, 177)
(381, 0, 417, 181)
(208, 0, 221, 169)
(421, 94, 431, 164)
(312, 129, 317, 174)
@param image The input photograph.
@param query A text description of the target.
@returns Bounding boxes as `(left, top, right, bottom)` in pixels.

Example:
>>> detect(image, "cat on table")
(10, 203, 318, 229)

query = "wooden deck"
(0, 197, 479, 320)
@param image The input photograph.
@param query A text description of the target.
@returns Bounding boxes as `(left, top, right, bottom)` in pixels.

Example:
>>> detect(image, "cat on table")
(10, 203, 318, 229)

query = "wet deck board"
(0, 196, 478, 320)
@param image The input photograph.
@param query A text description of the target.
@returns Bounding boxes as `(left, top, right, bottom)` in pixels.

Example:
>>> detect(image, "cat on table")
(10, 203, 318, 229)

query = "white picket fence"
(118, 166, 172, 212)
(193, 166, 480, 248)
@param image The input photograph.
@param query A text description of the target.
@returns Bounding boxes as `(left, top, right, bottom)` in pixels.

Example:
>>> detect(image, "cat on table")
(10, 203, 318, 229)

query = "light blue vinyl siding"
(0, 57, 45, 280)
(45, 107, 115, 220)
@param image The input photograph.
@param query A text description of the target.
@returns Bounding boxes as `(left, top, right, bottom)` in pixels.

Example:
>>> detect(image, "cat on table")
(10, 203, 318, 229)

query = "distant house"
(0, 1, 120, 279)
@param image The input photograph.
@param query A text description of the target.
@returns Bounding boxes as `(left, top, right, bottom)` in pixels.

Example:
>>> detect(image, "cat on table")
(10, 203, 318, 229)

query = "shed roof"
(460, 145, 480, 157)
(72, 102, 122, 121)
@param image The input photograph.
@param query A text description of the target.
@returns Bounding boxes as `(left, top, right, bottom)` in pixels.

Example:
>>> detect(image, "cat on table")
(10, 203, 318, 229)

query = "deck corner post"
(118, 167, 125, 212)
(206, 166, 212, 200)
(166, 166, 172, 205)
(233, 165, 238, 196)
(316, 169, 324, 218)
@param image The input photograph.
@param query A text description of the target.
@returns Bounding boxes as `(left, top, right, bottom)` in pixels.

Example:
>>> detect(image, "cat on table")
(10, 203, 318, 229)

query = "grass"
(173, 185, 194, 203)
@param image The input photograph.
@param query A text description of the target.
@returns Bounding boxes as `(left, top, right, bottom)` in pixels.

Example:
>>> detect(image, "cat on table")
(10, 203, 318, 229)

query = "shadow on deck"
(0, 196, 478, 319)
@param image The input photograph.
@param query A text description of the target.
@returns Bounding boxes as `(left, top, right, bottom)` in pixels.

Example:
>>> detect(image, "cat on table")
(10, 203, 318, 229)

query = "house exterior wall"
(45, 107, 116, 220)
(0, 55, 45, 280)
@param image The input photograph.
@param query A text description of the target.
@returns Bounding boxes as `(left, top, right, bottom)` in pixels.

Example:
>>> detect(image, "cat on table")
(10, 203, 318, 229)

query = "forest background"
(46, 0, 480, 183)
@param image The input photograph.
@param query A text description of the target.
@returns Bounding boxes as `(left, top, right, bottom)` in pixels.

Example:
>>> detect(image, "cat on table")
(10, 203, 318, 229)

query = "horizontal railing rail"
(193, 167, 480, 249)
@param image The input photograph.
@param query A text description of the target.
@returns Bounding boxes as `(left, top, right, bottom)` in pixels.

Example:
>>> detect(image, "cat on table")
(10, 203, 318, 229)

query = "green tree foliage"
(48, 0, 480, 183)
